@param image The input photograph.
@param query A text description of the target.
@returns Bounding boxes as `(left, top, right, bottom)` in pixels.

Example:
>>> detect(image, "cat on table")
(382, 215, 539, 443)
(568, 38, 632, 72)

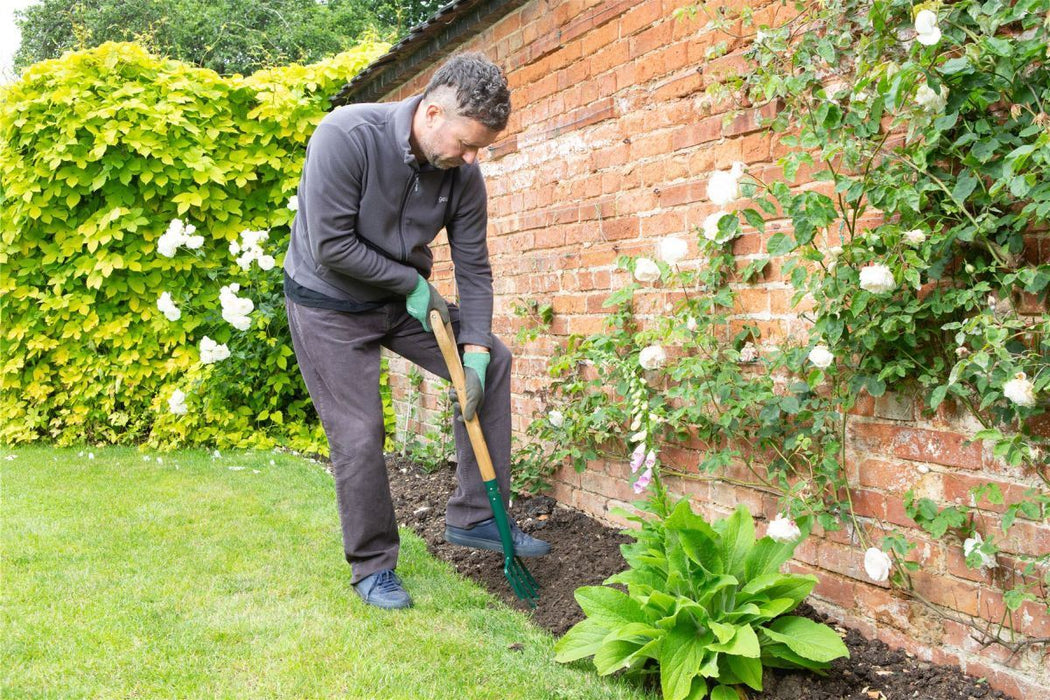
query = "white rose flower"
(639, 345, 667, 370)
(1003, 372, 1037, 408)
(220, 284, 254, 331)
(548, 410, 565, 428)
(634, 258, 661, 283)
(864, 547, 892, 582)
(702, 211, 728, 241)
(229, 240, 241, 255)
(767, 514, 802, 543)
(658, 236, 688, 265)
(914, 9, 941, 46)
(859, 264, 896, 294)
(157, 292, 181, 322)
(707, 162, 746, 206)
(287, 195, 299, 211)
(903, 229, 926, 246)
(686, 316, 698, 332)
(915, 83, 949, 112)
(739, 342, 759, 363)
(258, 255, 276, 271)
(184, 235, 205, 250)
(168, 389, 188, 415)
(199, 336, 231, 365)
(963, 534, 998, 569)
(808, 344, 834, 369)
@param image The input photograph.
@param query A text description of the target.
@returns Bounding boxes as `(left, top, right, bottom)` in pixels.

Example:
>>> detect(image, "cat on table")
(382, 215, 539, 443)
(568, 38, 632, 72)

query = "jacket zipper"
(398, 172, 417, 261)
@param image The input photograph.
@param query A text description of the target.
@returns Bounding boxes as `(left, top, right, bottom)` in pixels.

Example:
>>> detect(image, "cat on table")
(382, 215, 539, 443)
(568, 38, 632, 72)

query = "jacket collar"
(393, 94, 424, 167)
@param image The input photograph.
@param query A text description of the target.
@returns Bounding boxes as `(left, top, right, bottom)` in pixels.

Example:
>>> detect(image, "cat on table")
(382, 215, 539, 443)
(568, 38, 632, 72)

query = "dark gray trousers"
(285, 296, 513, 583)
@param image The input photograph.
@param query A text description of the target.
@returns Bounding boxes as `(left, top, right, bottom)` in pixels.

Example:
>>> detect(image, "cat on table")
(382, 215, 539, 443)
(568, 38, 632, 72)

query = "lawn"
(2, 446, 652, 699)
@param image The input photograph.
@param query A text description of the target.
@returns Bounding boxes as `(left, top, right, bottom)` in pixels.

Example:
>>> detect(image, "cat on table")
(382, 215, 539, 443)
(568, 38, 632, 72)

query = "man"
(283, 53, 549, 610)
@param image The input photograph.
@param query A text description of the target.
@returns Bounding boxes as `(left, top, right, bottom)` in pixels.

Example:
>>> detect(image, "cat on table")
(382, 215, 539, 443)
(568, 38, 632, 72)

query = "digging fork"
(429, 310, 540, 607)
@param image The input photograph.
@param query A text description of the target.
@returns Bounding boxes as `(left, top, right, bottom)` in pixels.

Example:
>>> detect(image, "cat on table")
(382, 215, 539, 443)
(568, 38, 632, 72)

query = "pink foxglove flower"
(644, 450, 657, 470)
(629, 444, 646, 473)
(633, 467, 653, 494)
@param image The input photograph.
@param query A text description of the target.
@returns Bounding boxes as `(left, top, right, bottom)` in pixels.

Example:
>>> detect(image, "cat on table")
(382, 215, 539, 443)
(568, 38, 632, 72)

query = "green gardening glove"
(405, 275, 449, 332)
(459, 351, 490, 421)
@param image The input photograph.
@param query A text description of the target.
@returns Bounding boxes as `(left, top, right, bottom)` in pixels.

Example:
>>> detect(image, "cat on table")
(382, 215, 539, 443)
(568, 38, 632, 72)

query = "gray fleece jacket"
(283, 95, 494, 348)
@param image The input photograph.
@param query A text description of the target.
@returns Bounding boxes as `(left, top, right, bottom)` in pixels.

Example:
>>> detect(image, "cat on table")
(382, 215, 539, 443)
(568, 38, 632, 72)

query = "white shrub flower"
(808, 344, 834, 369)
(658, 237, 689, 265)
(859, 264, 896, 294)
(767, 513, 802, 543)
(915, 83, 949, 112)
(548, 409, 565, 428)
(639, 345, 667, 370)
(1003, 372, 1037, 407)
(864, 547, 892, 582)
(158, 219, 199, 257)
(257, 254, 276, 271)
(168, 389, 188, 415)
(220, 283, 254, 331)
(903, 229, 927, 246)
(914, 9, 941, 46)
(234, 228, 272, 272)
(707, 162, 746, 206)
(702, 211, 729, 241)
(157, 292, 181, 322)
(199, 336, 231, 365)
(739, 342, 759, 363)
(963, 534, 998, 569)
(633, 258, 661, 283)
(287, 195, 299, 211)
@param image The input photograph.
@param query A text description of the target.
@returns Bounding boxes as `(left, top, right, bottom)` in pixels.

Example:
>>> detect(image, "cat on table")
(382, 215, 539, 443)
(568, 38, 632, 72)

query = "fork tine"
(505, 557, 540, 605)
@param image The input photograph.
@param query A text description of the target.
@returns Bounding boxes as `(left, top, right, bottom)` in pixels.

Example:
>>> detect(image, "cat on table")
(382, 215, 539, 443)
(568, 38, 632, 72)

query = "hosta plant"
(554, 489, 848, 700)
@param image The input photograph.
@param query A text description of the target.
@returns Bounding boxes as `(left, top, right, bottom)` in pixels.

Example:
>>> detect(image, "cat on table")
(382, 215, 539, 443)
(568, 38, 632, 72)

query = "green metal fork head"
(485, 480, 540, 607)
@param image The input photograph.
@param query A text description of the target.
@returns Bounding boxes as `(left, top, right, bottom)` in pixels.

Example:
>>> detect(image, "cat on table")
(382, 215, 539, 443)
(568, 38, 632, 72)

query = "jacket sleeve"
(446, 164, 494, 348)
(302, 123, 419, 296)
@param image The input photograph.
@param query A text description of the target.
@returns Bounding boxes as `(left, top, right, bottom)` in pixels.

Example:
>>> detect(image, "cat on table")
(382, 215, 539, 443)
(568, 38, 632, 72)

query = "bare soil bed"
(386, 455, 1009, 700)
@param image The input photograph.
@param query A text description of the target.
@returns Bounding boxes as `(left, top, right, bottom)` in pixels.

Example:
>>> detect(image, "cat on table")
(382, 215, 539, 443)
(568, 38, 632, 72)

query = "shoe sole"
(444, 528, 550, 557)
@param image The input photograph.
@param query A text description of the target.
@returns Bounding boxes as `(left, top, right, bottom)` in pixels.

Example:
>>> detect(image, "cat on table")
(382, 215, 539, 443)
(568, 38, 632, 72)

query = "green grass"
(2, 446, 652, 699)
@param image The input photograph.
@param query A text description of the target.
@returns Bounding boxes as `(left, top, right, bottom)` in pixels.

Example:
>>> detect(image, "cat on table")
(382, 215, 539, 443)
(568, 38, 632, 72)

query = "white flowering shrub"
(1, 41, 389, 451)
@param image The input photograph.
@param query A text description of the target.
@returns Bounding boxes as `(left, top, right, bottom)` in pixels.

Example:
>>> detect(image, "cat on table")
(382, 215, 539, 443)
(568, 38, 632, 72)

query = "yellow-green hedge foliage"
(1, 40, 390, 452)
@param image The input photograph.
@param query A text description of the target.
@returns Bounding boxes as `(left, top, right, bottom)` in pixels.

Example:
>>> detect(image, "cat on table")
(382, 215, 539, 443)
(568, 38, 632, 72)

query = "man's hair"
(424, 52, 511, 132)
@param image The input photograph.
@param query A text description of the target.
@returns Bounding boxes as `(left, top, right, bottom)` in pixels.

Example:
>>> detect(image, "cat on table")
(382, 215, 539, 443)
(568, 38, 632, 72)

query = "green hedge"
(1, 40, 393, 452)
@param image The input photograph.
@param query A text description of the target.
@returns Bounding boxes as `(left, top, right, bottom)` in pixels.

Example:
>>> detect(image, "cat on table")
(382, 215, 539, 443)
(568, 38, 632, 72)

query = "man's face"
(417, 103, 500, 169)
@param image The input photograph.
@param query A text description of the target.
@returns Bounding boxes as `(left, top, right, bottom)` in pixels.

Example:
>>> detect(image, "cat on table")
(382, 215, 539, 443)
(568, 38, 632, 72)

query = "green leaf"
(762, 617, 849, 663)
(661, 620, 708, 700)
(554, 618, 609, 663)
(718, 506, 755, 579)
(743, 538, 795, 581)
(726, 653, 763, 690)
(710, 623, 760, 658)
(710, 686, 739, 700)
(573, 586, 646, 628)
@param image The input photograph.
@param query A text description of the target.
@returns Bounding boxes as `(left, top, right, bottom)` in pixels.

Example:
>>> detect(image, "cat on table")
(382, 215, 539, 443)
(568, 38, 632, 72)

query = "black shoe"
(445, 517, 550, 557)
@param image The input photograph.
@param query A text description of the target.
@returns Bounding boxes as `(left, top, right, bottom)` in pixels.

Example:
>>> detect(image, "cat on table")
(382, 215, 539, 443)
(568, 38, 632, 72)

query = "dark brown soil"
(387, 455, 1011, 700)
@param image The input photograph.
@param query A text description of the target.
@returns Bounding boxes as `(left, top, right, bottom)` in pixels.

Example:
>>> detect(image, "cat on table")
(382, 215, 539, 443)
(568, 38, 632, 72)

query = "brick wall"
(378, 1, 1050, 695)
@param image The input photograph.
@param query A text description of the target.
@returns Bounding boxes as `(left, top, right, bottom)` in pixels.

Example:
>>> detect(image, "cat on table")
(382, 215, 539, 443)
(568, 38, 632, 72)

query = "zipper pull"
(414, 176, 420, 194)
